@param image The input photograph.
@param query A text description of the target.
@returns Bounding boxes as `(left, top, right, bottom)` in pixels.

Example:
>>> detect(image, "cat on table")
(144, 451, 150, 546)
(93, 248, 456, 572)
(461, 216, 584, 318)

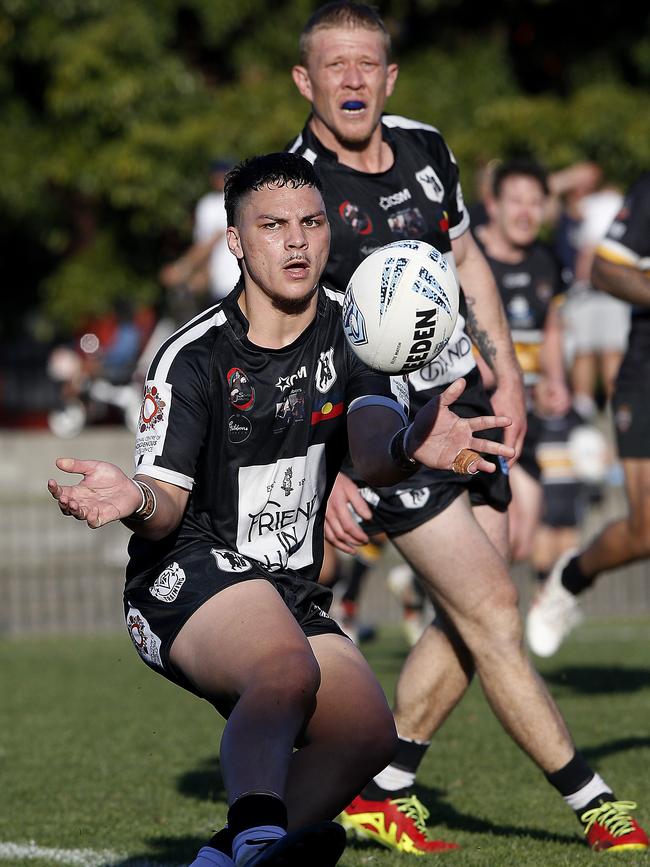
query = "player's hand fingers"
(324, 523, 358, 555)
(468, 415, 512, 432)
(55, 457, 97, 476)
(328, 507, 369, 546)
(469, 438, 515, 460)
(439, 378, 466, 407)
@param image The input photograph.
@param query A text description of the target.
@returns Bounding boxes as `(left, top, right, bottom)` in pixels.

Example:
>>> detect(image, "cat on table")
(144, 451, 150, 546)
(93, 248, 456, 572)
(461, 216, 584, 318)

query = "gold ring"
(452, 448, 481, 475)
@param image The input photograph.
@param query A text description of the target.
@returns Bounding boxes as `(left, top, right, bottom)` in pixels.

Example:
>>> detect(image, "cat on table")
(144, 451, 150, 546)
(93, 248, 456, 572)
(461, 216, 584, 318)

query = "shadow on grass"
(106, 834, 205, 866)
(176, 755, 226, 803)
(541, 664, 650, 695)
(582, 735, 650, 763)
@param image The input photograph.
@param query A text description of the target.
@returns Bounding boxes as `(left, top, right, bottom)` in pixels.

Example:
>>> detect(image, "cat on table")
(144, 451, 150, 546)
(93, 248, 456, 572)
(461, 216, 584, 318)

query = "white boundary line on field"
(0, 841, 181, 867)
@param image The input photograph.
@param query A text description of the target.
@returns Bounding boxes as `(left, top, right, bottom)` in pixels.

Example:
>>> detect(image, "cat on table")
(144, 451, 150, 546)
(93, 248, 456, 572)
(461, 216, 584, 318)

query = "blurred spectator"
(561, 187, 630, 418)
(160, 158, 241, 323)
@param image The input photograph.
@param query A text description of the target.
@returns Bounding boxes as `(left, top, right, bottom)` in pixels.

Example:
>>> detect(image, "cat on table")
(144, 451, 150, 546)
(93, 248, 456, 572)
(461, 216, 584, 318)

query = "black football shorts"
(123, 541, 344, 698)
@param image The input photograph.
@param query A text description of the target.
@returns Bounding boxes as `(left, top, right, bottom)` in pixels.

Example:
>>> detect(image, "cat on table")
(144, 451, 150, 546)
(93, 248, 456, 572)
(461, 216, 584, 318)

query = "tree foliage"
(1, 0, 648, 334)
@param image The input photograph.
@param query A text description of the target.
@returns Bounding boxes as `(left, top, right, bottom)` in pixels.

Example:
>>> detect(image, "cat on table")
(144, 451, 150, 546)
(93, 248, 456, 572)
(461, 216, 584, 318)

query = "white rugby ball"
(342, 240, 459, 374)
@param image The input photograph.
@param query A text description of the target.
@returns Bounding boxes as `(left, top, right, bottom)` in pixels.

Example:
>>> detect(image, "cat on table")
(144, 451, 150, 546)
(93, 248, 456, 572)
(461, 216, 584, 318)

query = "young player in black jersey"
(473, 159, 571, 563)
(288, 1, 648, 855)
(47, 152, 516, 867)
(528, 173, 650, 673)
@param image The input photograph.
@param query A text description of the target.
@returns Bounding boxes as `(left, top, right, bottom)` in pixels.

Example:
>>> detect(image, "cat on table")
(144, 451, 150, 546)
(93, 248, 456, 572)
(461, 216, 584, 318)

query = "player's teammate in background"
(473, 158, 571, 562)
(47, 153, 516, 867)
(527, 173, 650, 658)
(288, 2, 648, 855)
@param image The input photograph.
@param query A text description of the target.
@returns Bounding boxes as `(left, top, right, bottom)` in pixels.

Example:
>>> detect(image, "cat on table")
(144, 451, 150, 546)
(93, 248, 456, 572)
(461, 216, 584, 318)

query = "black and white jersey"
(287, 115, 477, 406)
(126, 284, 408, 586)
(596, 173, 650, 382)
(474, 233, 564, 386)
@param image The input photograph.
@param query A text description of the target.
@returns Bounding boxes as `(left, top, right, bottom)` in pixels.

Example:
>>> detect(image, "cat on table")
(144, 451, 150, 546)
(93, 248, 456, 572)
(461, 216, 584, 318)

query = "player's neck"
(238, 285, 318, 349)
(309, 117, 393, 174)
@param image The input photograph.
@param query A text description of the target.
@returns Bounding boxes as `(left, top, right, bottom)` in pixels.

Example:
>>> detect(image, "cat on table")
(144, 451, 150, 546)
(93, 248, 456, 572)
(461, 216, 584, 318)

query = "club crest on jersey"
(227, 367, 255, 411)
(343, 288, 368, 346)
(150, 562, 186, 602)
(281, 467, 294, 497)
(126, 606, 163, 668)
(338, 200, 373, 235)
(139, 384, 167, 433)
(315, 347, 337, 394)
(210, 549, 252, 573)
(415, 165, 444, 203)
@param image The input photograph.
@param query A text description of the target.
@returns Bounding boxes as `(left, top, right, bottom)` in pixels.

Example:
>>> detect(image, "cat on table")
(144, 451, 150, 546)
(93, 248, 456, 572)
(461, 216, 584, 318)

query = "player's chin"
(271, 282, 319, 315)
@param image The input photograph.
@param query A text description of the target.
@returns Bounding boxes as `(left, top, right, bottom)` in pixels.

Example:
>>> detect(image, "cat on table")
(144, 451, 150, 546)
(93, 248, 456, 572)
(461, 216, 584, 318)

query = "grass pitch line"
(0, 841, 181, 867)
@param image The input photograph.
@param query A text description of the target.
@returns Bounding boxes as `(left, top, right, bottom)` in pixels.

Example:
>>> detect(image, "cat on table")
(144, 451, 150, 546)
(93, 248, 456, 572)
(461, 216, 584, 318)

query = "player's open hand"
(47, 458, 141, 529)
(409, 379, 515, 474)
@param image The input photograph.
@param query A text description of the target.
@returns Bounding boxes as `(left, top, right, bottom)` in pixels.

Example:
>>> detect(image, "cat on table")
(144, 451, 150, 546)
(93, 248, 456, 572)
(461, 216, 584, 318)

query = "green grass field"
(1, 619, 649, 867)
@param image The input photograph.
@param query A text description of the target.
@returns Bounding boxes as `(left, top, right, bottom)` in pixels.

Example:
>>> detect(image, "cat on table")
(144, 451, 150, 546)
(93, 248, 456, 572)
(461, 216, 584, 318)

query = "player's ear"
(227, 226, 243, 260)
(385, 63, 399, 98)
(292, 64, 313, 101)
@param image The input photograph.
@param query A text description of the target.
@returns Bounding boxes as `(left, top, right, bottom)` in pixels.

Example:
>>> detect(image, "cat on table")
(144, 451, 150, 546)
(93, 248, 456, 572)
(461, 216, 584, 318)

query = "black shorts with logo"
(123, 541, 344, 698)
(358, 372, 511, 539)
(612, 378, 650, 459)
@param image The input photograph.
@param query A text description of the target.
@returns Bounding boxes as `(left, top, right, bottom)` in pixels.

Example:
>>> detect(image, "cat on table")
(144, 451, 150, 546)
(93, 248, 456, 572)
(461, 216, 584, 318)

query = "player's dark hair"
(299, 1, 391, 65)
(224, 152, 323, 226)
(492, 159, 549, 198)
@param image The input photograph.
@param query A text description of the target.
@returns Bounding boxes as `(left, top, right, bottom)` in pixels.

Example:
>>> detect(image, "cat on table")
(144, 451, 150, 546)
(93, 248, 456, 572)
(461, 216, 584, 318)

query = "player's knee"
(256, 648, 322, 710)
(627, 513, 650, 558)
(347, 706, 398, 776)
(463, 578, 523, 651)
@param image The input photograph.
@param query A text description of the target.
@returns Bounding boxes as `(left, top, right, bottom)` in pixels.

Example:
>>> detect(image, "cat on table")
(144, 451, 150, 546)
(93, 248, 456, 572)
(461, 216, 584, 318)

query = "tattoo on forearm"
(464, 294, 497, 369)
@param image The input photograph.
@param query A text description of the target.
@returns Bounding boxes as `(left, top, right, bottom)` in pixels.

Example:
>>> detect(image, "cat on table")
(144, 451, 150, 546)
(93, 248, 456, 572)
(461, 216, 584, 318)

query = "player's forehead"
(241, 182, 326, 220)
(306, 24, 387, 65)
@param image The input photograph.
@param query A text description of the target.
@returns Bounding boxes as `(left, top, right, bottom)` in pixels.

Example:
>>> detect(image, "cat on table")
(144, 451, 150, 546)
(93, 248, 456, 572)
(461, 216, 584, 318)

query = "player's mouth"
(340, 99, 367, 115)
(283, 257, 311, 278)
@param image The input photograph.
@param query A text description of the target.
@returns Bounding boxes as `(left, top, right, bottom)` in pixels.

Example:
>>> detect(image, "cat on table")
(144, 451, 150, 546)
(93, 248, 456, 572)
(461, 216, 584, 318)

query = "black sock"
(545, 751, 594, 797)
(561, 555, 595, 595)
(227, 792, 288, 838)
(361, 737, 429, 800)
(207, 826, 235, 856)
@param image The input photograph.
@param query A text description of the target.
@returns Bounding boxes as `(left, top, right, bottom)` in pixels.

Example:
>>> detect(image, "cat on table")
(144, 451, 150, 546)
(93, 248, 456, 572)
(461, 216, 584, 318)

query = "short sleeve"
(344, 343, 409, 425)
(597, 174, 650, 268)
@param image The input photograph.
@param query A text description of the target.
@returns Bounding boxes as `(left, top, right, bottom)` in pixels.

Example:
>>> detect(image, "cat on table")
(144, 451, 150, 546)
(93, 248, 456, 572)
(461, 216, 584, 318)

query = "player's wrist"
(389, 424, 421, 471)
(129, 479, 157, 522)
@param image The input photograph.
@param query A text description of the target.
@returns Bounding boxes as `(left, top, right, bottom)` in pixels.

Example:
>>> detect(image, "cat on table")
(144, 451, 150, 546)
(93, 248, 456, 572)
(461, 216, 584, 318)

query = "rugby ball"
(342, 240, 459, 374)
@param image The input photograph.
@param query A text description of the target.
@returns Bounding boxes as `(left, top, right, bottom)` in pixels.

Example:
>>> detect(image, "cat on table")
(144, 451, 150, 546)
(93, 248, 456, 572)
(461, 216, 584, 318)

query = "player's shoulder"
(382, 114, 450, 150)
(147, 304, 227, 380)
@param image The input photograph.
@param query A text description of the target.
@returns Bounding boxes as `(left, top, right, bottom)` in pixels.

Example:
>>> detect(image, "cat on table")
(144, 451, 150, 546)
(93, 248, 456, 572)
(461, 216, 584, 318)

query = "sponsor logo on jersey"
(150, 562, 186, 602)
(227, 367, 255, 411)
(211, 548, 252, 572)
(139, 384, 167, 433)
(126, 606, 163, 668)
(315, 347, 337, 393)
(396, 487, 431, 509)
(311, 398, 344, 425)
(379, 188, 412, 210)
(390, 375, 410, 414)
(343, 287, 368, 346)
(228, 414, 252, 443)
(388, 206, 426, 238)
(237, 446, 326, 572)
(276, 366, 307, 391)
(338, 200, 373, 235)
(400, 308, 440, 372)
(274, 389, 306, 433)
(415, 165, 444, 203)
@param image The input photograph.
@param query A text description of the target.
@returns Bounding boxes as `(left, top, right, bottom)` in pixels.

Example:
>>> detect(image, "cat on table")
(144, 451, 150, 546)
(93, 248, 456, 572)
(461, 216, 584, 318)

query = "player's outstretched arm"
(47, 458, 188, 539)
(348, 378, 514, 489)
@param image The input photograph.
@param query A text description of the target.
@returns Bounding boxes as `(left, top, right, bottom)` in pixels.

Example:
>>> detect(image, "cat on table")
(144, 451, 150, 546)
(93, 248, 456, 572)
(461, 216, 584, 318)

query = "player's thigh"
(302, 633, 395, 746)
(170, 579, 318, 702)
(392, 492, 516, 620)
